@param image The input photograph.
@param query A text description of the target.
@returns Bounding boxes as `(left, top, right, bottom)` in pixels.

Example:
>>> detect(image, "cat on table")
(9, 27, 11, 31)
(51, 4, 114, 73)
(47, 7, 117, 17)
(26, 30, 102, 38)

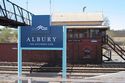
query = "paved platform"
(0, 71, 125, 83)
(85, 71, 125, 83)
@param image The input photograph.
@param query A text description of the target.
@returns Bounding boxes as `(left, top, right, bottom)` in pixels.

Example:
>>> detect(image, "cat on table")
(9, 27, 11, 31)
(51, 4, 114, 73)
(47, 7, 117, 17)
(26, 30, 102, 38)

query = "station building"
(0, 12, 109, 64)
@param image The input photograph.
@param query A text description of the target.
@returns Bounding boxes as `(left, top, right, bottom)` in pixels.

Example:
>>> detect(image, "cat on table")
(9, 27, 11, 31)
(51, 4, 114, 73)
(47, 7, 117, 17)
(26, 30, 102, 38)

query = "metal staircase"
(0, 0, 33, 27)
(103, 35, 125, 61)
(102, 45, 112, 61)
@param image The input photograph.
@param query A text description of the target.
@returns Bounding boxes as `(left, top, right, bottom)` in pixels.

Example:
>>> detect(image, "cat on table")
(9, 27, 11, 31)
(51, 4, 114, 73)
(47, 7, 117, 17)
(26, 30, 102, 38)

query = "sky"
(9, 0, 125, 30)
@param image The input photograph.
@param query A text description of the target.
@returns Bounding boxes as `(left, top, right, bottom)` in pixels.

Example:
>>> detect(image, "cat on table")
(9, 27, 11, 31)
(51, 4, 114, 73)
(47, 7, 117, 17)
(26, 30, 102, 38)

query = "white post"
(28, 78, 32, 83)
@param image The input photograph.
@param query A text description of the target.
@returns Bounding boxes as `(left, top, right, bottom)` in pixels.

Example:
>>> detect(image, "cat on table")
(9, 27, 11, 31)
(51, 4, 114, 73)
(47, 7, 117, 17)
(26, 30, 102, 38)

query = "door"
(67, 29, 80, 64)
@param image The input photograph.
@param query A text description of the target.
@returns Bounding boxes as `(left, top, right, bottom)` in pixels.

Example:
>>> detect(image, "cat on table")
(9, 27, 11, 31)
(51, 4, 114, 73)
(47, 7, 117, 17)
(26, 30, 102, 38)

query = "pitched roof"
(52, 12, 104, 22)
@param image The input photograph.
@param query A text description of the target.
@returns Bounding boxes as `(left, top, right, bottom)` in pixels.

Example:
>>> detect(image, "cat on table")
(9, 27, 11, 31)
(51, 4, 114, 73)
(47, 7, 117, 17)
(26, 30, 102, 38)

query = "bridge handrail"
(0, 0, 33, 26)
(1, 7, 31, 21)
(7, 0, 33, 15)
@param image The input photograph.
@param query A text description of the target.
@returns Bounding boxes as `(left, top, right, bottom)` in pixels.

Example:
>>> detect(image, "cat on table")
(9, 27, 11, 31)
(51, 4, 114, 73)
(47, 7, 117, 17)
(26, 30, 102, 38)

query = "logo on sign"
(36, 25, 48, 31)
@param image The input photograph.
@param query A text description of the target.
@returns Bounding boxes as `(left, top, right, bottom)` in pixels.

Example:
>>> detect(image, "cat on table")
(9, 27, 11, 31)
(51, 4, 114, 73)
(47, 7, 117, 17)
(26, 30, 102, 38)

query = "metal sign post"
(18, 27, 22, 83)
(18, 15, 67, 83)
(62, 26, 67, 79)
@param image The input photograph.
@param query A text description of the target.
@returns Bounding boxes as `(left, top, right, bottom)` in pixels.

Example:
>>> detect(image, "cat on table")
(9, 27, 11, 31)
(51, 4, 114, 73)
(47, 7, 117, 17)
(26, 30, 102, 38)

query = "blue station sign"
(21, 15, 63, 48)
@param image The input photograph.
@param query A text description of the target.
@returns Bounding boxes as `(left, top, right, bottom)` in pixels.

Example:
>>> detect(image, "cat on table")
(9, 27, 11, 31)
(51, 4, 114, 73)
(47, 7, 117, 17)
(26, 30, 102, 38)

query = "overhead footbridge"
(0, 0, 33, 27)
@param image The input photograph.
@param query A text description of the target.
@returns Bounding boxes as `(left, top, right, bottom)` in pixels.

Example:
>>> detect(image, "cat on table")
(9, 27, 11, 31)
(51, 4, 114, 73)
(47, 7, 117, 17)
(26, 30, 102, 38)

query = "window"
(79, 33, 83, 38)
(74, 33, 79, 39)
(68, 29, 73, 39)
(79, 30, 89, 38)
(90, 29, 99, 38)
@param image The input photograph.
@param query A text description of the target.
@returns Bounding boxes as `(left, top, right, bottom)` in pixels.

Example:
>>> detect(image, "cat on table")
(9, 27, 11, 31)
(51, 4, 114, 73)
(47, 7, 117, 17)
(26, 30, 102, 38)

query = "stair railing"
(105, 35, 125, 60)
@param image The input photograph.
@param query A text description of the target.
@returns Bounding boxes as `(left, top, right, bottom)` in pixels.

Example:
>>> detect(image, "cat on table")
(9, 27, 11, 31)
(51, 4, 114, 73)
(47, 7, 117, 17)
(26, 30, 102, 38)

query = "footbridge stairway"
(0, 0, 33, 27)
(103, 35, 125, 61)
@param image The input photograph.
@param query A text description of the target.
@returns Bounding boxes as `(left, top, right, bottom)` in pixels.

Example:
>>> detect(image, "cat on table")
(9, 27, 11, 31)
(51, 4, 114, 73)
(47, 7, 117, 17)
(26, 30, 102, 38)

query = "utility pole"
(49, 0, 52, 25)
(26, 0, 28, 10)
(49, 0, 52, 15)
(83, 6, 86, 12)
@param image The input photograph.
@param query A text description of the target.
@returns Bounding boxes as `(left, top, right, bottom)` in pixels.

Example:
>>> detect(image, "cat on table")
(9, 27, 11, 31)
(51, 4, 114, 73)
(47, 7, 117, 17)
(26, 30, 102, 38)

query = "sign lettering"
(21, 15, 63, 48)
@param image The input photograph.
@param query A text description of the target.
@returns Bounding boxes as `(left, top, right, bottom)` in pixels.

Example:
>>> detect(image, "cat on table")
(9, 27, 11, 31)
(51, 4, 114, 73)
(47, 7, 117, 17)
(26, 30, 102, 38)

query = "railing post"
(0, 5, 5, 16)
(27, 12, 30, 25)
(12, 4, 17, 22)
(106, 35, 108, 44)
(2, 0, 8, 18)
(109, 49, 112, 61)
(20, 8, 25, 23)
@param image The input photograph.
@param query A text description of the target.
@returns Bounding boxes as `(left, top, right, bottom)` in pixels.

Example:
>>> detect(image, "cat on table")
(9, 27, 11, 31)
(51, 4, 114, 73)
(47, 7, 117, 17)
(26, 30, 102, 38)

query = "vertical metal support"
(13, 4, 17, 22)
(62, 26, 67, 79)
(0, 5, 2, 13)
(3, 0, 8, 17)
(106, 35, 108, 44)
(0, 4, 6, 16)
(17, 7, 23, 23)
(18, 27, 22, 83)
(20, 8, 25, 23)
(109, 49, 112, 60)
(27, 12, 30, 25)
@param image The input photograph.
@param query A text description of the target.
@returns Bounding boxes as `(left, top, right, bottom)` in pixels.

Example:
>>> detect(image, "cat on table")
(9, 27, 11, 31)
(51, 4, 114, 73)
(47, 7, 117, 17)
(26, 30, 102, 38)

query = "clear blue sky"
(10, 0, 125, 30)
